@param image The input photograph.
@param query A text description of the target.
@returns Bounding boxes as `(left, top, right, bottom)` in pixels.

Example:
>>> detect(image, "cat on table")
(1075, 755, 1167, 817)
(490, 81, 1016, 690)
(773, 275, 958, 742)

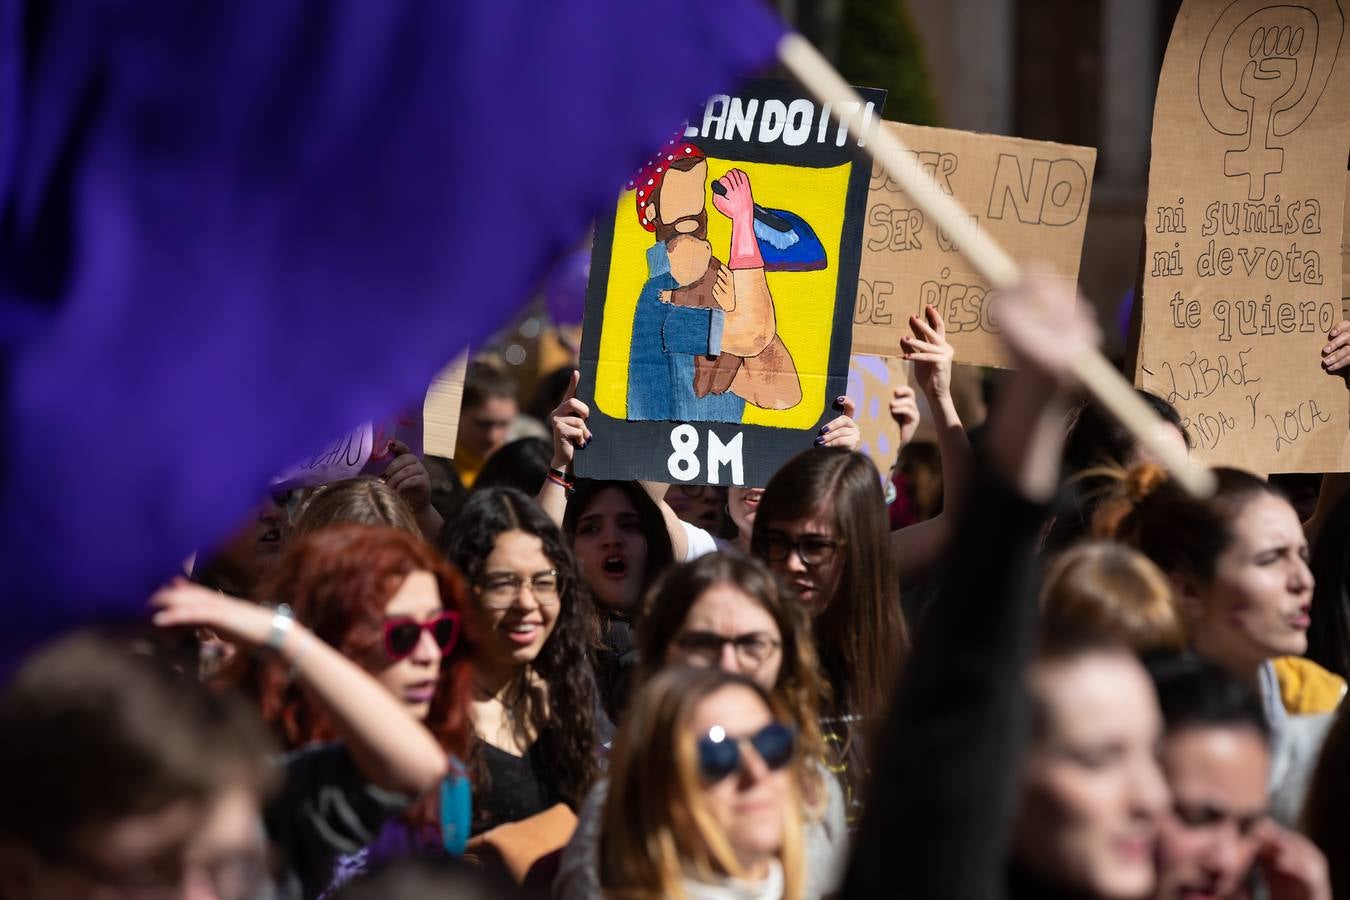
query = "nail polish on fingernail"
(820, 425, 831, 434)
(814, 436, 825, 446)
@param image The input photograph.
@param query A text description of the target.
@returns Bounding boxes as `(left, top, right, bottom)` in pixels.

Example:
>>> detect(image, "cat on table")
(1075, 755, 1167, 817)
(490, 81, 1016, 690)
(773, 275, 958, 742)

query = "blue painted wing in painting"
(756, 207, 828, 272)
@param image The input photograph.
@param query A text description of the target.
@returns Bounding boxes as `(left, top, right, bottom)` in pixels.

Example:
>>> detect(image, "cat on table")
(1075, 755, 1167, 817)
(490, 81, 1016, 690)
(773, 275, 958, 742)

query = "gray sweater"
(552, 762, 848, 900)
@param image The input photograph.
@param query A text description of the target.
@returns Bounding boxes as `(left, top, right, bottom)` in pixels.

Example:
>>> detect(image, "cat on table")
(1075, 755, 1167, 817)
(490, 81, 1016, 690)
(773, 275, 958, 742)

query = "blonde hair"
(600, 668, 804, 900)
(292, 476, 421, 540)
(1041, 540, 1186, 652)
(634, 553, 829, 814)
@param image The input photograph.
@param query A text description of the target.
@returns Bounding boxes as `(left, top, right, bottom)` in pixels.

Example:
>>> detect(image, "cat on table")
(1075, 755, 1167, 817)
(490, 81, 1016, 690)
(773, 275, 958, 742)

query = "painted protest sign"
(576, 79, 885, 487)
(853, 123, 1096, 367)
(1135, 0, 1350, 472)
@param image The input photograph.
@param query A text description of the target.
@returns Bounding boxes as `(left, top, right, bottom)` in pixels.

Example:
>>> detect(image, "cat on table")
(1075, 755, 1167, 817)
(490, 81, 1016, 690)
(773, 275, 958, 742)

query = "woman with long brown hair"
(750, 447, 906, 825)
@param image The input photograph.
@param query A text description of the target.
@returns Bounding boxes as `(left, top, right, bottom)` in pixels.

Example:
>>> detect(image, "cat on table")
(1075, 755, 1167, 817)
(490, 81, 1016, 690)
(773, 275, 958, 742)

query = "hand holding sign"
(1321, 320, 1350, 373)
(901, 304, 955, 402)
(383, 440, 433, 514)
(816, 396, 861, 450)
(549, 370, 592, 471)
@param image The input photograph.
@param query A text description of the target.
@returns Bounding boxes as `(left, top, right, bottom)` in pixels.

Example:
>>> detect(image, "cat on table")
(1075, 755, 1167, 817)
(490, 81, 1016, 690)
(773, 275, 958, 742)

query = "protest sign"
(423, 352, 470, 459)
(272, 424, 375, 490)
(272, 353, 465, 490)
(847, 354, 909, 478)
(1135, 0, 1350, 473)
(575, 79, 885, 487)
(852, 123, 1096, 367)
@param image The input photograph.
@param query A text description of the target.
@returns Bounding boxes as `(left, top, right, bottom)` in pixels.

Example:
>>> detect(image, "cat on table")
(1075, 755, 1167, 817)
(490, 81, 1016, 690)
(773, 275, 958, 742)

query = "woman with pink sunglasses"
(224, 523, 476, 893)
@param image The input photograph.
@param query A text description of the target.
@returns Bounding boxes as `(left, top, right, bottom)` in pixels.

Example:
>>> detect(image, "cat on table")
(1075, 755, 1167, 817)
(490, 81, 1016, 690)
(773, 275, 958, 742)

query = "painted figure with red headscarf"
(625, 141, 801, 423)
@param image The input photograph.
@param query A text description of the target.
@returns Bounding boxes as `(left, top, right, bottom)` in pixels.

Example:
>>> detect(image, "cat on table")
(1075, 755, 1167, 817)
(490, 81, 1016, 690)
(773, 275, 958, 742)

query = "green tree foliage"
(836, 0, 939, 125)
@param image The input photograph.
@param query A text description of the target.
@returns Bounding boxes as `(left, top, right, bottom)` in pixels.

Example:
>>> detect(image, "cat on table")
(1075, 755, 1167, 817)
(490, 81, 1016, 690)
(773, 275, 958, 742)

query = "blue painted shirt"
(626, 243, 746, 423)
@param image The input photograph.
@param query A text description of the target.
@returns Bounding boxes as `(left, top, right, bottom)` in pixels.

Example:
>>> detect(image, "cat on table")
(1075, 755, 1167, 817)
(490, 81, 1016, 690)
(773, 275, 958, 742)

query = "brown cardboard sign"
(853, 122, 1096, 367)
(422, 352, 469, 459)
(1136, 0, 1350, 473)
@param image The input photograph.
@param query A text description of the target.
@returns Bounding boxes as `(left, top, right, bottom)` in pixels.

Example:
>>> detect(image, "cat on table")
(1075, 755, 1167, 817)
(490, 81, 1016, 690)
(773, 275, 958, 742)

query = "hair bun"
(1124, 463, 1169, 503)
(1090, 463, 1168, 540)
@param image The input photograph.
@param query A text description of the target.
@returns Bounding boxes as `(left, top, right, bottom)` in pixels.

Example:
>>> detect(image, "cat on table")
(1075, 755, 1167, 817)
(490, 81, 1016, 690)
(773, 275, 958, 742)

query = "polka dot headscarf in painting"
(626, 139, 705, 232)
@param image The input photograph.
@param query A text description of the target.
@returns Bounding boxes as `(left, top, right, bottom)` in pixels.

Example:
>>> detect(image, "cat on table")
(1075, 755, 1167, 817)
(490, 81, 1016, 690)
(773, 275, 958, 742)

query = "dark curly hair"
(441, 487, 600, 811)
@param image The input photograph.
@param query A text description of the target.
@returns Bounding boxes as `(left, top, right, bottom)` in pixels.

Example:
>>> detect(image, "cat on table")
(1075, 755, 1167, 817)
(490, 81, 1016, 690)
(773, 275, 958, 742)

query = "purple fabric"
(0, 0, 783, 666)
(544, 247, 590, 327)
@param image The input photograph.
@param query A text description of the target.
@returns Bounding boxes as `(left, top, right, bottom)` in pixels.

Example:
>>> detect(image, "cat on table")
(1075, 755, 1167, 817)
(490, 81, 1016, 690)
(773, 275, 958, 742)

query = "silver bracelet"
(265, 603, 295, 654)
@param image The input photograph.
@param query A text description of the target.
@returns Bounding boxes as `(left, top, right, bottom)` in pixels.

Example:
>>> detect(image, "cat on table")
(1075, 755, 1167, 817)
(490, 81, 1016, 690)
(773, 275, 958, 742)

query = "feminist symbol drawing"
(1197, 0, 1344, 200)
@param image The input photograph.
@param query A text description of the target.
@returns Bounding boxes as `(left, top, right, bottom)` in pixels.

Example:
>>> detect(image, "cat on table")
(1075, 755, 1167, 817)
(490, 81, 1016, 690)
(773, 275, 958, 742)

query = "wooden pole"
(777, 33, 1216, 498)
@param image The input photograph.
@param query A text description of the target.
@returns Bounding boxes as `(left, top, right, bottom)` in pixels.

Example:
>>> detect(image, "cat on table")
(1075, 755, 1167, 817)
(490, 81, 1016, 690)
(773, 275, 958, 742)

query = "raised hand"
(549, 369, 592, 470)
(383, 439, 432, 512)
(901, 304, 954, 401)
(711, 168, 755, 222)
(889, 385, 921, 448)
(151, 578, 275, 649)
(1254, 820, 1331, 900)
(995, 272, 1099, 384)
(816, 396, 861, 450)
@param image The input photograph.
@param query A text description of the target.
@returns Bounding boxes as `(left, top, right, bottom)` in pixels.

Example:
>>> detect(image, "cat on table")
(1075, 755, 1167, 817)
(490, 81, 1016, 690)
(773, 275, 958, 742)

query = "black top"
(472, 741, 566, 836)
(265, 743, 411, 900)
(844, 461, 1056, 900)
(594, 613, 639, 723)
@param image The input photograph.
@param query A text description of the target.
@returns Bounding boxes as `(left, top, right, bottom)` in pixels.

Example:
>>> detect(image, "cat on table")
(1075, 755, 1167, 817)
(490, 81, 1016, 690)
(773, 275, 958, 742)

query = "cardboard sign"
(852, 122, 1096, 366)
(272, 424, 375, 489)
(1135, 0, 1350, 473)
(272, 353, 465, 490)
(423, 352, 469, 459)
(575, 79, 885, 487)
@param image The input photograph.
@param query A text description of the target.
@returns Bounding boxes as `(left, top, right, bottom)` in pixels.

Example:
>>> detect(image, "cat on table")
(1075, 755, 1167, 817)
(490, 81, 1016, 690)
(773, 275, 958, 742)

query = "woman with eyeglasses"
(600, 666, 805, 900)
(555, 552, 845, 900)
(442, 487, 601, 836)
(748, 447, 907, 827)
(216, 523, 474, 895)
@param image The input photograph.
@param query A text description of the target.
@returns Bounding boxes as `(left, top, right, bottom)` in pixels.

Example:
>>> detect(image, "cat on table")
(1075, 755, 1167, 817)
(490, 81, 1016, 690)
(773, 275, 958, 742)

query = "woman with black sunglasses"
(442, 487, 601, 837)
(556, 552, 846, 900)
(600, 666, 804, 900)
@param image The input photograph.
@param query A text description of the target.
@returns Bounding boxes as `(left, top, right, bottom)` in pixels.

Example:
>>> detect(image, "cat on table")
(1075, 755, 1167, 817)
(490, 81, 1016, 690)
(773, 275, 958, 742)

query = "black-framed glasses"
(383, 610, 462, 661)
(697, 721, 797, 782)
(476, 570, 563, 609)
(761, 531, 843, 566)
(674, 630, 782, 669)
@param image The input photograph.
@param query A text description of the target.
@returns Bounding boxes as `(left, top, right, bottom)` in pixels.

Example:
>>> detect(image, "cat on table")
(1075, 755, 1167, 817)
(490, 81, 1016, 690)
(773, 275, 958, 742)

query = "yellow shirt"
(1271, 656, 1347, 715)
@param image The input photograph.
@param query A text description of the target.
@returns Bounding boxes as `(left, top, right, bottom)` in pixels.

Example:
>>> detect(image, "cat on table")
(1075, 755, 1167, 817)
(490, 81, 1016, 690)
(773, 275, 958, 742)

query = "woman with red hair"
(241, 523, 476, 890)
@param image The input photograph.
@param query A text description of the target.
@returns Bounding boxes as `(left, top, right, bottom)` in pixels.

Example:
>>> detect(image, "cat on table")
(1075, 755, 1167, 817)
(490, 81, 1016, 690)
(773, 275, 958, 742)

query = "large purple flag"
(0, 1, 783, 664)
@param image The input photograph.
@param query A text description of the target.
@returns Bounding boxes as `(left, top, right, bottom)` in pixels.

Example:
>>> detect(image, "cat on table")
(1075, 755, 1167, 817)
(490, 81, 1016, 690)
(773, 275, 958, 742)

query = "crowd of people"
(2, 272, 1349, 900)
